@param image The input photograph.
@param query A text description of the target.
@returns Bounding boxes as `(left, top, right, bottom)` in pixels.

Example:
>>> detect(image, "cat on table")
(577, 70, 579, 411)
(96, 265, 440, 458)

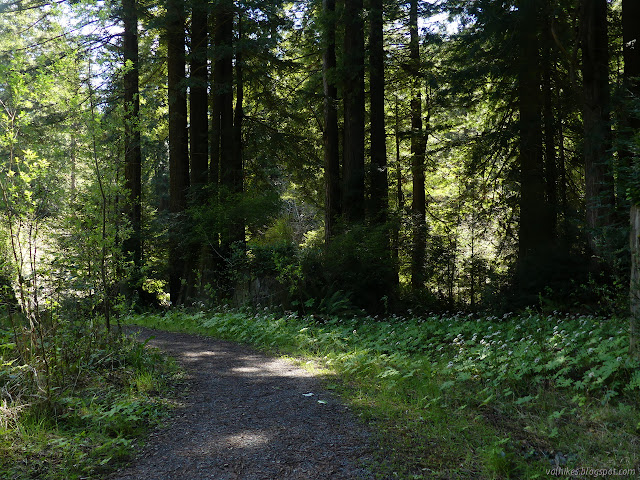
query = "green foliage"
(483, 437, 517, 479)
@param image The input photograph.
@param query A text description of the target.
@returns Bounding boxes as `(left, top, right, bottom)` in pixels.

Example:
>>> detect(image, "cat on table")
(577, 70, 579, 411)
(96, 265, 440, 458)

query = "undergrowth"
(0, 316, 182, 480)
(124, 308, 640, 479)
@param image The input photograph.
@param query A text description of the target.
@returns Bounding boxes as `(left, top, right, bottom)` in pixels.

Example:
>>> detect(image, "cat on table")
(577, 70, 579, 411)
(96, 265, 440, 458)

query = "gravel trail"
(110, 327, 378, 480)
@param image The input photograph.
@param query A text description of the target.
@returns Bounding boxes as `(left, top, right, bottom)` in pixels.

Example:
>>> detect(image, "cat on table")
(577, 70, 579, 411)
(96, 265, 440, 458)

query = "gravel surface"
(110, 327, 378, 480)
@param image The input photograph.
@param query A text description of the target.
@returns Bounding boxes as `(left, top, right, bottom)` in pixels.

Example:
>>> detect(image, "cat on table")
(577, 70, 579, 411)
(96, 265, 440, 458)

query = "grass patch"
(124, 308, 640, 479)
(0, 318, 183, 480)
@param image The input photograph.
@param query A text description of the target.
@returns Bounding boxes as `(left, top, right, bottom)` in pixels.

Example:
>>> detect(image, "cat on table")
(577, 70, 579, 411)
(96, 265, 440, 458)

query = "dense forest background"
(1, 0, 640, 331)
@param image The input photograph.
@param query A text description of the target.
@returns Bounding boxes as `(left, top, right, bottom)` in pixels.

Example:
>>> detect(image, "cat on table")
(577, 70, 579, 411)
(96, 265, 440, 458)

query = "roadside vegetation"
(0, 314, 182, 480)
(125, 308, 640, 479)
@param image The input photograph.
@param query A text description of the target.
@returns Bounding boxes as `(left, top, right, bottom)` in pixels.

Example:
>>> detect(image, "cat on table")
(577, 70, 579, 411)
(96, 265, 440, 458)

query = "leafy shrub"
(0, 312, 179, 480)
(285, 223, 396, 313)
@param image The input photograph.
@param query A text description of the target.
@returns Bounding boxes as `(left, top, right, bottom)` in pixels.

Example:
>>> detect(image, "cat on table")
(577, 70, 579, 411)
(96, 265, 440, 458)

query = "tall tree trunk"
(217, 3, 234, 191)
(581, 0, 615, 266)
(623, 0, 640, 358)
(542, 0, 557, 240)
(369, 0, 387, 225)
(559, 119, 569, 231)
(323, 0, 340, 243)
(392, 96, 403, 286)
(369, 0, 392, 299)
(517, 0, 546, 262)
(122, 0, 142, 292)
(210, 11, 221, 188)
(190, 0, 209, 188)
(231, 12, 245, 250)
(167, 0, 189, 305)
(216, 1, 239, 253)
(184, 0, 209, 298)
(207, 4, 223, 272)
(342, 0, 365, 223)
(409, 0, 426, 291)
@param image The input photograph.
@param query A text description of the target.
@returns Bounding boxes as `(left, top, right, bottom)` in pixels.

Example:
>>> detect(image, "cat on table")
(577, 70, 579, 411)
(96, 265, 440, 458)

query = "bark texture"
(122, 0, 142, 284)
(369, 0, 387, 225)
(581, 0, 615, 261)
(517, 0, 546, 261)
(167, 0, 189, 304)
(409, 0, 426, 291)
(190, 0, 209, 188)
(342, 0, 365, 223)
(323, 0, 340, 243)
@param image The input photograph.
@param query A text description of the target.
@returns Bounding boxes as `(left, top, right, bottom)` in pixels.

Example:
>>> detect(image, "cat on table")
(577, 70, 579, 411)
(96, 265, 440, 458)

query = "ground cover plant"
(0, 315, 182, 480)
(125, 308, 640, 479)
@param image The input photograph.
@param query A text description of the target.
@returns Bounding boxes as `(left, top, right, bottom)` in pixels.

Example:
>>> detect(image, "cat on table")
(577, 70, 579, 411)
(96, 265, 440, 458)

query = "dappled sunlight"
(230, 358, 313, 378)
(177, 349, 314, 379)
(219, 430, 273, 449)
(182, 350, 218, 360)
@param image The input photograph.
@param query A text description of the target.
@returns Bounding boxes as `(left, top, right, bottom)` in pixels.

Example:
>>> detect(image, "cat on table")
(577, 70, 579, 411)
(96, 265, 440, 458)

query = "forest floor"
(109, 327, 379, 480)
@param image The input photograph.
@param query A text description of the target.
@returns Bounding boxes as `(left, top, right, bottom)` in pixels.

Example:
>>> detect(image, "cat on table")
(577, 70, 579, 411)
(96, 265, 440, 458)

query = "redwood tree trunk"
(369, 0, 387, 225)
(409, 0, 426, 291)
(231, 13, 245, 250)
(183, 0, 209, 298)
(167, 0, 189, 304)
(342, 0, 365, 223)
(323, 0, 340, 243)
(542, 0, 557, 240)
(581, 0, 615, 265)
(392, 96, 403, 286)
(518, 0, 546, 263)
(122, 0, 142, 288)
(215, 1, 239, 253)
(190, 0, 209, 188)
(210, 10, 221, 188)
